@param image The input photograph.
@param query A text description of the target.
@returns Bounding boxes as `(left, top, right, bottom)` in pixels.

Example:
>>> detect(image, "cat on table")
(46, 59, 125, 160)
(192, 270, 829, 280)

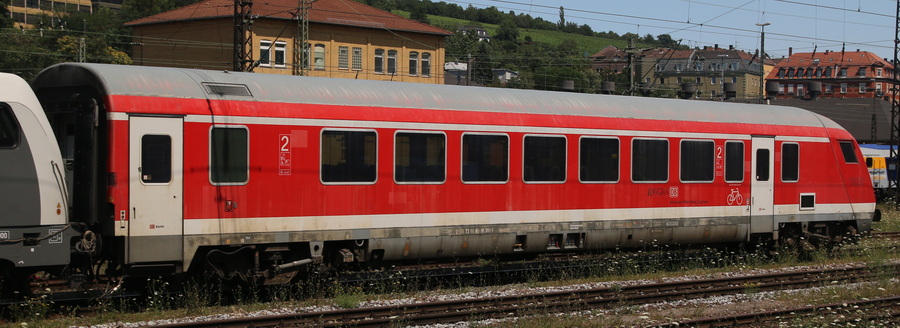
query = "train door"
(750, 137, 775, 236)
(128, 116, 183, 263)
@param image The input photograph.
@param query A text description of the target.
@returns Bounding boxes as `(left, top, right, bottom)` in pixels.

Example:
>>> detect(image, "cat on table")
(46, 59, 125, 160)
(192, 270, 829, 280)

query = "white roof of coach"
(31, 63, 841, 130)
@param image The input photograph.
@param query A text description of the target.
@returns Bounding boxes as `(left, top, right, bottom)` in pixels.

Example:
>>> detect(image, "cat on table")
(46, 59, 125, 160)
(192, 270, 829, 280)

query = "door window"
(141, 135, 172, 183)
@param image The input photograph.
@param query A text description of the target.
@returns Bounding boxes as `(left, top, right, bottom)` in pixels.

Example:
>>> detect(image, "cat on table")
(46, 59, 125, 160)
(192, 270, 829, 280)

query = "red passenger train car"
(30, 63, 876, 283)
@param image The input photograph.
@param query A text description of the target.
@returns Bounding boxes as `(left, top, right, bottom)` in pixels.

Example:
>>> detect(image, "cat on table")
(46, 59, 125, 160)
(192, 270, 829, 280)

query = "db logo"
(669, 186, 679, 198)
(150, 224, 156, 229)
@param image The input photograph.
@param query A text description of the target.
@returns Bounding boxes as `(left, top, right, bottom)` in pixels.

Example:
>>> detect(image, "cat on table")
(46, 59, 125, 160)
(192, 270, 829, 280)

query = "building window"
(352, 47, 362, 70)
(421, 52, 431, 77)
(259, 40, 272, 67)
(839, 67, 848, 77)
(711, 77, 717, 85)
(858, 67, 867, 77)
(338, 46, 349, 69)
(523, 135, 566, 183)
(825, 85, 833, 94)
(314, 44, 326, 70)
(825, 67, 833, 77)
(859, 82, 867, 93)
(210, 126, 249, 185)
(659, 77, 666, 85)
(777, 69, 785, 78)
(815, 68, 822, 78)
(321, 130, 377, 183)
(787, 84, 794, 95)
(374, 48, 384, 74)
(877, 67, 883, 77)
(876, 83, 883, 94)
(395, 132, 445, 183)
(695, 77, 701, 84)
(787, 68, 795, 78)
(462, 133, 508, 183)
(408, 51, 419, 76)
(782, 143, 799, 182)
(725, 141, 744, 182)
(731, 76, 737, 83)
(632, 138, 668, 183)
(840, 83, 847, 94)
(778, 83, 785, 94)
(680, 140, 714, 183)
(274, 41, 286, 67)
(797, 84, 804, 96)
(387, 50, 397, 75)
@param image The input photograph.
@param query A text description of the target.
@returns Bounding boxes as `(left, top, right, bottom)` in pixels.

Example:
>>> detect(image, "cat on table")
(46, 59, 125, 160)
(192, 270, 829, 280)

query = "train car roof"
(32, 63, 842, 130)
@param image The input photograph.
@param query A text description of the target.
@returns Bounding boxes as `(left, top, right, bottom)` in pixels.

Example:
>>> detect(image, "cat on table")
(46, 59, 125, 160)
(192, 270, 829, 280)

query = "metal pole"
(756, 22, 770, 104)
(890, 1, 900, 199)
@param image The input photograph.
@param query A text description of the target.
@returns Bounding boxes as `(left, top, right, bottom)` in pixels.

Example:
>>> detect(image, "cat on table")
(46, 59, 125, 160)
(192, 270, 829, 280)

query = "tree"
(657, 34, 677, 48)
(0, 0, 13, 28)
(494, 19, 519, 42)
(558, 6, 565, 27)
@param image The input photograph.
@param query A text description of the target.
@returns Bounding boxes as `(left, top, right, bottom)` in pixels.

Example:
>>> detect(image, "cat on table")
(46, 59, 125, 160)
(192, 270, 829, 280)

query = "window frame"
(374, 48, 384, 74)
(320, 128, 378, 185)
(338, 45, 349, 70)
(313, 44, 326, 70)
(140, 134, 173, 185)
(259, 39, 272, 67)
(724, 141, 745, 183)
(209, 125, 250, 186)
(631, 138, 669, 183)
(0, 103, 20, 149)
(273, 41, 286, 68)
(352, 47, 363, 71)
(838, 140, 859, 164)
(522, 134, 567, 184)
(394, 130, 447, 185)
(461, 132, 509, 184)
(408, 51, 419, 76)
(387, 50, 398, 75)
(781, 142, 800, 183)
(859, 82, 867, 94)
(421, 52, 431, 77)
(578, 136, 620, 184)
(679, 139, 715, 183)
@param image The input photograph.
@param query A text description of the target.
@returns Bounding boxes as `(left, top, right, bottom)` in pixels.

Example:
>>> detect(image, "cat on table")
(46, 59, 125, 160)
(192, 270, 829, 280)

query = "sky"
(446, 0, 897, 60)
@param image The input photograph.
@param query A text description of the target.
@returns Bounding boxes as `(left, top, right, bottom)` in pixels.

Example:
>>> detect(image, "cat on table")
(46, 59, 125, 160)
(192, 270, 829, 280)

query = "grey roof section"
(33, 63, 831, 130)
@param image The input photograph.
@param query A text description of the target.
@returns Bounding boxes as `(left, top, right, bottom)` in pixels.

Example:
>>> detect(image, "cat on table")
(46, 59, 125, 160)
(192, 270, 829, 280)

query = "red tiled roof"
(774, 50, 893, 69)
(125, 0, 451, 36)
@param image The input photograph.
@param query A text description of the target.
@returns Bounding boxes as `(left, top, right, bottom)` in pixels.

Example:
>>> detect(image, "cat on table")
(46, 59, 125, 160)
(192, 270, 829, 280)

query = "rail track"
(151, 263, 900, 328)
(874, 231, 900, 239)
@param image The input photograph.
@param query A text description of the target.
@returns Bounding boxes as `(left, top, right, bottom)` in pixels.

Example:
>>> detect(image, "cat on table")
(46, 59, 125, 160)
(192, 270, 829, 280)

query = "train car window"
(462, 133, 508, 183)
(524, 135, 566, 183)
(395, 132, 445, 183)
(0, 104, 19, 148)
(632, 138, 668, 183)
(680, 140, 715, 182)
(866, 157, 873, 168)
(756, 149, 770, 181)
(725, 141, 744, 182)
(141, 135, 172, 183)
(580, 137, 619, 183)
(210, 127, 249, 185)
(781, 143, 800, 182)
(838, 141, 859, 164)
(322, 130, 377, 183)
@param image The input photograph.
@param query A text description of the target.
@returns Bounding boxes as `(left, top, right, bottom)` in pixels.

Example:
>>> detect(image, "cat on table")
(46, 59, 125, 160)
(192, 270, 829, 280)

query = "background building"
(765, 49, 895, 100)
(125, 0, 451, 84)
(651, 45, 766, 100)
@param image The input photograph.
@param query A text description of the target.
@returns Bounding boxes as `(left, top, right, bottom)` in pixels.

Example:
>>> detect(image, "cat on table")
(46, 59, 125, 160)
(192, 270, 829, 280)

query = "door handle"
(133, 207, 136, 221)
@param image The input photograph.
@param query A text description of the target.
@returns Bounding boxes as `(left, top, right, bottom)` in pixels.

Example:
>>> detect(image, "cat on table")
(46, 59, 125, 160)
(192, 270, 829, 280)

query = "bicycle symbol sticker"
(726, 188, 743, 205)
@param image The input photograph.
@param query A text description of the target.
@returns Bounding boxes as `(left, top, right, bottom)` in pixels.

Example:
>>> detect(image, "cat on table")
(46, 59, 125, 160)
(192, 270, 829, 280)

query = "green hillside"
(397, 11, 652, 55)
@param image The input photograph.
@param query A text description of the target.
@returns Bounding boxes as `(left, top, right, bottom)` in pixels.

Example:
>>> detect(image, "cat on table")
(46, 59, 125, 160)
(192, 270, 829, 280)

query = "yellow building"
(125, 0, 451, 84)
(7, 0, 95, 28)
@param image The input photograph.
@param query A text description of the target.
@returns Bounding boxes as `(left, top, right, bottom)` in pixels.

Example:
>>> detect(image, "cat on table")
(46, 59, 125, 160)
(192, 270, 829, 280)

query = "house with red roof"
(125, 0, 452, 84)
(765, 49, 895, 99)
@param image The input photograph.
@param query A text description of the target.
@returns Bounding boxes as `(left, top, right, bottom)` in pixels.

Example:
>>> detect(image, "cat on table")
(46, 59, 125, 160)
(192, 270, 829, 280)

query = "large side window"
(782, 143, 799, 182)
(210, 126, 249, 184)
(321, 130, 377, 183)
(580, 137, 619, 182)
(462, 133, 508, 183)
(395, 132, 445, 183)
(680, 140, 714, 182)
(632, 138, 668, 182)
(523, 135, 566, 182)
(838, 140, 858, 164)
(0, 104, 19, 148)
(724, 141, 744, 182)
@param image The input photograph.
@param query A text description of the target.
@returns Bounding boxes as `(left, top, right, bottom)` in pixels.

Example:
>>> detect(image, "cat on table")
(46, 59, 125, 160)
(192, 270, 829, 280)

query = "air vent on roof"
(203, 83, 252, 97)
